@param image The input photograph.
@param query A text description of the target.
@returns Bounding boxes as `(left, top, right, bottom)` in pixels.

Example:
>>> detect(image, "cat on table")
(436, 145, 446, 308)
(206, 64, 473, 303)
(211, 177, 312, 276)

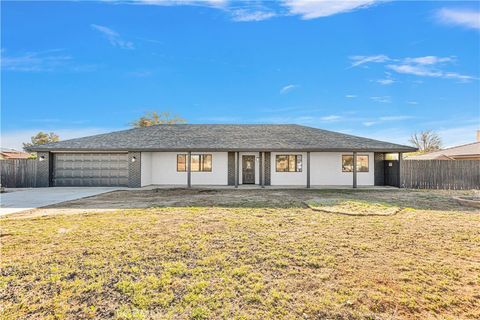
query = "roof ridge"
(422, 141, 480, 154)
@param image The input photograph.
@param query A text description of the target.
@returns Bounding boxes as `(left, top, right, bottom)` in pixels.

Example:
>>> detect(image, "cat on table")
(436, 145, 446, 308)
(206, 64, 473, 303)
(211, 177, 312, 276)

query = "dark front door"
(242, 155, 255, 184)
(384, 160, 400, 187)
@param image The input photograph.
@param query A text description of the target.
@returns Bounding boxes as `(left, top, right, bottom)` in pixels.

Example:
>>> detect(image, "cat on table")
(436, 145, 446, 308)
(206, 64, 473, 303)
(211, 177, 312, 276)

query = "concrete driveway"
(0, 187, 124, 216)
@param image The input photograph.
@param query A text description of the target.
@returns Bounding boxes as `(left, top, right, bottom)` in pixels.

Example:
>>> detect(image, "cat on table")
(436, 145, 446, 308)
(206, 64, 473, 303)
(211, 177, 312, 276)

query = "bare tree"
(23, 132, 60, 150)
(130, 111, 186, 128)
(409, 130, 442, 153)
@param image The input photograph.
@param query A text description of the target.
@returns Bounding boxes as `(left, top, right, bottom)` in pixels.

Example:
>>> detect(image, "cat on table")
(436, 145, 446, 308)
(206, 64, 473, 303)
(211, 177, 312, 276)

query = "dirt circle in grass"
(305, 198, 402, 216)
(453, 196, 480, 209)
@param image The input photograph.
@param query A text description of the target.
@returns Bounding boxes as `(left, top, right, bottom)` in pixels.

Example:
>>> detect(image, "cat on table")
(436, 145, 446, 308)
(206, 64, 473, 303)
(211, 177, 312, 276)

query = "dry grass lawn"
(1, 188, 479, 319)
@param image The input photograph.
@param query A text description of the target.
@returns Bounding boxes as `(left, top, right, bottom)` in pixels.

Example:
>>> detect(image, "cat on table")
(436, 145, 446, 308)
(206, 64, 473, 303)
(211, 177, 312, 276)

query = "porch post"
(187, 151, 192, 188)
(398, 152, 403, 188)
(260, 152, 264, 188)
(234, 152, 239, 188)
(352, 151, 357, 189)
(306, 151, 310, 188)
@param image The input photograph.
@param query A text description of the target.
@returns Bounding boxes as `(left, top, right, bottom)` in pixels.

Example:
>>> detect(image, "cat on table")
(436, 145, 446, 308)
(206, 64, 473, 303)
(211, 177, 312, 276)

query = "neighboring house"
(26, 124, 415, 188)
(406, 133, 480, 160)
(0, 148, 31, 160)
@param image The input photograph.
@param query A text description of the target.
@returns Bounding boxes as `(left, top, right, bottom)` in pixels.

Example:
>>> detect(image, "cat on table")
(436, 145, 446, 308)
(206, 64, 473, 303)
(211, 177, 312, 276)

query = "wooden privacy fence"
(401, 160, 480, 190)
(0, 159, 38, 188)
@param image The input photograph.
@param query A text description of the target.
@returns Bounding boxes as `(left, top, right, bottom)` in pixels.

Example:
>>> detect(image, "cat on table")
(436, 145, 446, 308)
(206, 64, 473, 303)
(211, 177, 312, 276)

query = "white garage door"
(53, 153, 128, 186)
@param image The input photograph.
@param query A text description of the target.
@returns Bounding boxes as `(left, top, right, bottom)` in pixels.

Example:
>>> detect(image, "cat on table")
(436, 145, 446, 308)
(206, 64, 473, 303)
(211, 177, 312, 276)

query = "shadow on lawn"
(38, 188, 478, 213)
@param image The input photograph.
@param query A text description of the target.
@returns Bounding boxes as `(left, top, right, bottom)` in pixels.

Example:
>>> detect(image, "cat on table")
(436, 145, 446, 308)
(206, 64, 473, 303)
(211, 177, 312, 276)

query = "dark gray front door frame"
(242, 155, 255, 184)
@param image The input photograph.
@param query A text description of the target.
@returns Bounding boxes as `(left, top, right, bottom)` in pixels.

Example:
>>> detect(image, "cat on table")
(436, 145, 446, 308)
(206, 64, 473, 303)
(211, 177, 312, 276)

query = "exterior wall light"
(131, 156, 136, 163)
(39, 155, 46, 161)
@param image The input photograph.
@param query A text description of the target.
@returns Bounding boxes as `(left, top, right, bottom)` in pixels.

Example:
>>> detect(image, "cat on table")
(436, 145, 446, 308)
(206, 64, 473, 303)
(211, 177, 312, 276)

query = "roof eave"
(28, 147, 418, 153)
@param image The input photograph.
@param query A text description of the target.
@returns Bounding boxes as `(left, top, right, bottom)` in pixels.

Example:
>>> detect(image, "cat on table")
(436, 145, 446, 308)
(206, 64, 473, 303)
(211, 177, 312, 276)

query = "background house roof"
(405, 142, 480, 160)
(0, 147, 31, 159)
(27, 124, 416, 152)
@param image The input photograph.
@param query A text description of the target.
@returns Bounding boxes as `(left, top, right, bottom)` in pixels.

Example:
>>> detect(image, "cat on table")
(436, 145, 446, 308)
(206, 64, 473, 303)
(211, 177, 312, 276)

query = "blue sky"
(2, 0, 479, 150)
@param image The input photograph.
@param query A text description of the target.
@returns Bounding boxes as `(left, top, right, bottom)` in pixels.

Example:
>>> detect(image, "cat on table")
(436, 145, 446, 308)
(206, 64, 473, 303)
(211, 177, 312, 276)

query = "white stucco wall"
(147, 152, 228, 186)
(141, 152, 152, 187)
(270, 152, 308, 186)
(310, 152, 374, 186)
(140, 151, 375, 187)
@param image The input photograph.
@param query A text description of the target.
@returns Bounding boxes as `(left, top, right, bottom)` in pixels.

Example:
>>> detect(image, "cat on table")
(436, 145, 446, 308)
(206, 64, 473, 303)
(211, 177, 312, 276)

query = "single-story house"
(405, 142, 480, 160)
(26, 124, 416, 188)
(0, 148, 31, 160)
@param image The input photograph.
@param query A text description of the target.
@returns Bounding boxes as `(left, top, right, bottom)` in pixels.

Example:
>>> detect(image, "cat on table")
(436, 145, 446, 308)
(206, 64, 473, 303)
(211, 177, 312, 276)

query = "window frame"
(177, 154, 187, 172)
(341, 154, 369, 173)
(275, 154, 302, 172)
(176, 154, 212, 172)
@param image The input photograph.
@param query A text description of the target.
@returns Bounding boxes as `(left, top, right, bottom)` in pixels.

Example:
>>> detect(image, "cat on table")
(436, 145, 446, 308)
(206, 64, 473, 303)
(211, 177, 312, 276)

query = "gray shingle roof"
(27, 124, 416, 152)
(405, 141, 480, 160)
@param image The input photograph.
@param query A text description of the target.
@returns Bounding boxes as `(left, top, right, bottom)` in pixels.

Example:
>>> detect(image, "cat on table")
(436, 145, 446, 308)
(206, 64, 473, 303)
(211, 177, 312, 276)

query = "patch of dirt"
(305, 198, 402, 216)
(6, 188, 478, 219)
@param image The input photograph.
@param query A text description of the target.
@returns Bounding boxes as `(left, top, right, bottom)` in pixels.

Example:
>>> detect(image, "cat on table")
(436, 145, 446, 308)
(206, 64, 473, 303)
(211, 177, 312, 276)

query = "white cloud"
(1, 51, 71, 72)
(128, 0, 226, 6)
(91, 24, 134, 49)
(230, 9, 276, 22)
(106, 0, 385, 22)
(349, 54, 390, 67)
(443, 72, 476, 81)
(283, 0, 380, 20)
(1, 127, 123, 151)
(127, 70, 152, 77)
(376, 78, 395, 85)
(370, 96, 391, 103)
(407, 101, 419, 105)
(351, 53, 476, 83)
(345, 94, 357, 98)
(280, 84, 299, 94)
(1, 49, 96, 72)
(404, 55, 454, 65)
(362, 115, 413, 127)
(320, 115, 341, 121)
(379, 115, 413, 121)
(387, 63, 474, 82)
(387, 64, 442, 77)
(435, 8, 480, 30)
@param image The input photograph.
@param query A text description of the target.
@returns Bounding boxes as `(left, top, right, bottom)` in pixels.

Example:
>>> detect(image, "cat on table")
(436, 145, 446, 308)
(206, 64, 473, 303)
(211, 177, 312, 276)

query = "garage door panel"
(53, 153, 128, 186)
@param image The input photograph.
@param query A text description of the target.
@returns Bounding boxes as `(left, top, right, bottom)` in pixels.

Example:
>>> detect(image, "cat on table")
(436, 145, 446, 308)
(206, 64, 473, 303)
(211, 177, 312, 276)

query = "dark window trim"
(177, 154, 212, 172)
(341, 154, 369, 173)
(275, 154, 302, 172)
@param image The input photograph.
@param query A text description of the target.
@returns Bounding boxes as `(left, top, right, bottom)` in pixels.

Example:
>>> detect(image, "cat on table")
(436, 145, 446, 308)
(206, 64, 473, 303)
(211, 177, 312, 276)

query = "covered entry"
(374, 152, 403, 187)
(242, 155, 255, 184)
(53, 153, 128, 186)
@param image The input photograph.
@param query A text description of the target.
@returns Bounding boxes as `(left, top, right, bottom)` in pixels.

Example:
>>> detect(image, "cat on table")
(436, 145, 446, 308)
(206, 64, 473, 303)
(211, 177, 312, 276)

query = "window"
(177, 154, 187, 172)
(276, 155, 302, 172)
(177, 154, 212, 172)
(342, 155, 369, 172)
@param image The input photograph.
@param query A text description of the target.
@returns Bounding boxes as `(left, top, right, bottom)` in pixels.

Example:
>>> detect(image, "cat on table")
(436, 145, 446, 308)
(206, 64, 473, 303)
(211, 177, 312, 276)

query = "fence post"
(352, 152, 357, 189)
(398, 152, 403, 188)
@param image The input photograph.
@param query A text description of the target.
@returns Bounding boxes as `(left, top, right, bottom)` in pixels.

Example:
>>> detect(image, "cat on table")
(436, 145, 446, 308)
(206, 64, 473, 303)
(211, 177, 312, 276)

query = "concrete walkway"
(0, 187, 124, 216)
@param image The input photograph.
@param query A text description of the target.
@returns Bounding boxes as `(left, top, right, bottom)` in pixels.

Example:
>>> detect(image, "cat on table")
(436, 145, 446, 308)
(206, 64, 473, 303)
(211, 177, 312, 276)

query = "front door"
(242, 155, 255, 184)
